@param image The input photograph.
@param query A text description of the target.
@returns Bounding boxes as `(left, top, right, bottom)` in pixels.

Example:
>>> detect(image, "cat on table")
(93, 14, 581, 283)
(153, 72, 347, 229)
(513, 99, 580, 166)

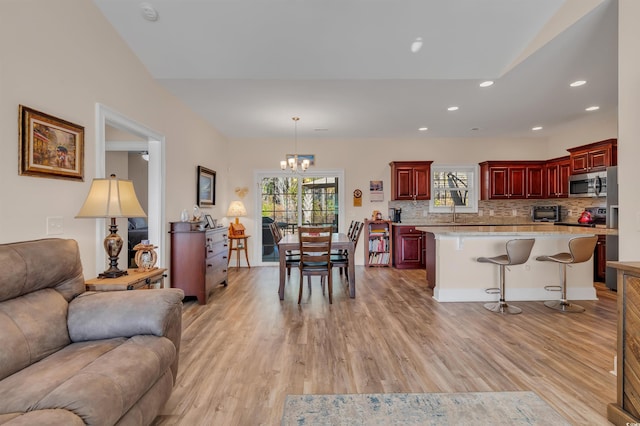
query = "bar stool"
(536, 235, 598, 313)
(477, 238, 535, 314)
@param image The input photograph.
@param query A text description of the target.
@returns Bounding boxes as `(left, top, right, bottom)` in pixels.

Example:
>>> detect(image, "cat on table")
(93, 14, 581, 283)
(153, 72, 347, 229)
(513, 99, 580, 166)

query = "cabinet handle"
(223, 256, 228, 259)
(207, 264, 213, 268)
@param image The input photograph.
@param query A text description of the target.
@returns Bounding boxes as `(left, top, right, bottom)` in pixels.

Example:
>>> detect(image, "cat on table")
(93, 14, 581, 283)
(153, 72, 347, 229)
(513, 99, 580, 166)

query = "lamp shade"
(226, 201, 247, 218)
(76, 174, 146, 218)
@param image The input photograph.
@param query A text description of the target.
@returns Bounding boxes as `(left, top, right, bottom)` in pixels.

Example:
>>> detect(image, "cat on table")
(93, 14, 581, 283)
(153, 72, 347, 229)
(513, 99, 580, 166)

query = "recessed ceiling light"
(447, 106, 459, 111)
(140, 2, 159, 21)
(471, 127, 480, 131)
(585, 106, 600, 111)
(314, 128, 329, 132)
(532, 126, 543, 131)
(479, 81, 494, 88)
(418, 127, 428, 131)
(570, 80, 586, 87)
(411, 37, 423, 53)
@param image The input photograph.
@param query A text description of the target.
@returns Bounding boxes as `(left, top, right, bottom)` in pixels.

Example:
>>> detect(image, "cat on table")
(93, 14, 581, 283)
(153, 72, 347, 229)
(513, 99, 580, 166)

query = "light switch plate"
(47, 216, 63, 235)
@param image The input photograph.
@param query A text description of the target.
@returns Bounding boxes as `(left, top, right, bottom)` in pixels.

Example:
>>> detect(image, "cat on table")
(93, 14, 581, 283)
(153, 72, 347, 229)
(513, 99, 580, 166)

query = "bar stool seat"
(536, 235, 598, 313)
(477, 238, 535, 314)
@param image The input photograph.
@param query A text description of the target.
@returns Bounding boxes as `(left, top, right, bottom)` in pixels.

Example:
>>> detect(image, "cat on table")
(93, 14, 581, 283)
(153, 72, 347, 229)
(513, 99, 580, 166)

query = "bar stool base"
(544, 300, 585, 313)
(484, 301, 522, 315)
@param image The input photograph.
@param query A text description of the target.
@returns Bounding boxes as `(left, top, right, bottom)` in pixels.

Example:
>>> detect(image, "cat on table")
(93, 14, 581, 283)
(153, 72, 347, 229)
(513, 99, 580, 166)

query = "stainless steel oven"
(568, 171, 607, 198)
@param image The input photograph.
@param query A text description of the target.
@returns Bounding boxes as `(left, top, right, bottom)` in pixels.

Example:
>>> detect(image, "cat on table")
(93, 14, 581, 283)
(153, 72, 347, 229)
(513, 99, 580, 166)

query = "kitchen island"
(416, 224, 617, 302)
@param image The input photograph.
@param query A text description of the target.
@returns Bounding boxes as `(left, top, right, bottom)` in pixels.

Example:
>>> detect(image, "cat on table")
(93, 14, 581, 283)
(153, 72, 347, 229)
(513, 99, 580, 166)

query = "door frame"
(253, 169, 345, 266)
(95, 103, 166, 275)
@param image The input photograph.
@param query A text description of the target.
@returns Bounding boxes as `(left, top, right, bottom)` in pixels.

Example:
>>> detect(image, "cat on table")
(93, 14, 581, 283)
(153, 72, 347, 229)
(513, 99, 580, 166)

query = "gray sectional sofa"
(0, 239, 184, 425)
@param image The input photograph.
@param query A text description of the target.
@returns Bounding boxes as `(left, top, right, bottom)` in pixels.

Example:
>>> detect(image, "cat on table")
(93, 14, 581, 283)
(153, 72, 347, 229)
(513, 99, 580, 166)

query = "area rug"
(282, 391, 569, 425)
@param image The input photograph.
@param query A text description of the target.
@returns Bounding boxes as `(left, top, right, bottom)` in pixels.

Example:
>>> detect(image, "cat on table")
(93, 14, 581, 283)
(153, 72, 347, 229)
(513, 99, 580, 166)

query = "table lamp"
(76, 174, 147, 278)
(227, 200, 247, 236)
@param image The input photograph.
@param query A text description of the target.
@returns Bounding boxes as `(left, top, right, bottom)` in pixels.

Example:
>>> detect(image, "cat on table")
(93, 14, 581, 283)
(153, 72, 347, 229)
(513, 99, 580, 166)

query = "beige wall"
(0, 0, 228, 276)
(618, 0, 640, 260)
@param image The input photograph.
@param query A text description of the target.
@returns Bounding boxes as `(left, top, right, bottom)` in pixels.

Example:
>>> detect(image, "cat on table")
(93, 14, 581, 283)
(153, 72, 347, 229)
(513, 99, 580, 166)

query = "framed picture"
(286, 154, 315, 166)
(205, 214, 216, 229)
(18, 105, 84, 181)
(197, 166, 216, 207)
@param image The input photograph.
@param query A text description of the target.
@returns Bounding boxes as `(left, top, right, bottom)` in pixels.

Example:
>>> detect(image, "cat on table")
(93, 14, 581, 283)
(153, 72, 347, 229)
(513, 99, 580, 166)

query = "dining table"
(277, 232, 356, 300)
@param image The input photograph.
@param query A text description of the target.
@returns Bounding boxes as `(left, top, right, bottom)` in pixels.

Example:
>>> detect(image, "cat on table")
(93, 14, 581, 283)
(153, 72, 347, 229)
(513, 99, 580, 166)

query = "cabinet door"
(413, 165, 431, 200)
(571, 152, 590, 174)
(589, 148, 610, 171)
(489, 167, 509, 199)
(508, 166, 527, 198)
(545, 163, 559, 197)
(595, 236, 606, 282)
(557, 160, 571, 197)
(394, 167, 414, 200)
(526, 165, 545, 198)
(397, 233, 423, 268)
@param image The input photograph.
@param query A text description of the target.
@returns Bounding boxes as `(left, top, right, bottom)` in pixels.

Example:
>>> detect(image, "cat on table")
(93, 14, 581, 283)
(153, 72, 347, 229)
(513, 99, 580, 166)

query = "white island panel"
(416, 226, 601, 303)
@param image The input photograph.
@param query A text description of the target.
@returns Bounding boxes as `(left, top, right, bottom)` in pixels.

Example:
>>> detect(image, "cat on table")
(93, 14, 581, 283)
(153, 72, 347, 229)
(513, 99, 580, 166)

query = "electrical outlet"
(489, 209, 494, 216)
(568, 210, 573, 217)
(423, 209, 428, 217)
(512, 209, 517, 216)
(47, 216, 63, 235)
(478, 210, 484, 217)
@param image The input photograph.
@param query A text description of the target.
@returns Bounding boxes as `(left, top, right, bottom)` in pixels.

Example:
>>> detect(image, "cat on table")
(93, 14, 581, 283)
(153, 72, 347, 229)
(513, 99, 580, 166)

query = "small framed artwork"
(18, 105, 84, 181)
(286, 154, 315, 166)
(370, 180, 384, 202)
(205, 214, 216, 229)
(197, 166, 216, 207)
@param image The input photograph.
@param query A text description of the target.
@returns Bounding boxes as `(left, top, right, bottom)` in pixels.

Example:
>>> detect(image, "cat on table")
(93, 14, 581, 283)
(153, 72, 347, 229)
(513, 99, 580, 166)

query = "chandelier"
(280, 117, 310, 172)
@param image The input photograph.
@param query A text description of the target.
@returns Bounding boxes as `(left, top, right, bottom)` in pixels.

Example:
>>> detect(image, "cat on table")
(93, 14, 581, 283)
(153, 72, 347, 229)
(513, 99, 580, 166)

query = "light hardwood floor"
(155, 266, 617, 426)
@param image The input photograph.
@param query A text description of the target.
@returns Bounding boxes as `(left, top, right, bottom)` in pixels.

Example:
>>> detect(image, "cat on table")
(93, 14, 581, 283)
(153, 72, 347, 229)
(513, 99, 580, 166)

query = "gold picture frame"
(19, 105, 84, 181)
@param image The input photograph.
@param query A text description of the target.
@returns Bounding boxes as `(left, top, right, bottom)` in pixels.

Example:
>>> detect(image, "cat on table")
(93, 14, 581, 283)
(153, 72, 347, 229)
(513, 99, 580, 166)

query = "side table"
(85, 268, 168, 291)
(228, 235, 251, 269)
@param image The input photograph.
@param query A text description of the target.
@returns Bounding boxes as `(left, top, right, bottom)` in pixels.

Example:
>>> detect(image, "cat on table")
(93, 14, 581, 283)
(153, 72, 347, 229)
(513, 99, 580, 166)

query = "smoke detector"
(140, 3, 159, 22)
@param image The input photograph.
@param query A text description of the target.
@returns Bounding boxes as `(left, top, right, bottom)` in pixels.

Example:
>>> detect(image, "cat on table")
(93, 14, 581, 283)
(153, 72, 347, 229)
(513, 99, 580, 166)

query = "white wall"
(618, 0, 640, 260)
(546, 110, 618, 158)
(0, 0, 228, 276)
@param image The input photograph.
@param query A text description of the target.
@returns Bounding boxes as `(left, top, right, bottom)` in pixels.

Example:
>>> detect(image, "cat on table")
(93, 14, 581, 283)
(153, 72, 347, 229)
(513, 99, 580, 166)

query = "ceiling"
(92, 0, 618, 140)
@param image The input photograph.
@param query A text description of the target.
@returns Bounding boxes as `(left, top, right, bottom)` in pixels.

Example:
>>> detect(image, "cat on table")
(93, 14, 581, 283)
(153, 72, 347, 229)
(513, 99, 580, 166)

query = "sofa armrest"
(67, 289, 184, 342)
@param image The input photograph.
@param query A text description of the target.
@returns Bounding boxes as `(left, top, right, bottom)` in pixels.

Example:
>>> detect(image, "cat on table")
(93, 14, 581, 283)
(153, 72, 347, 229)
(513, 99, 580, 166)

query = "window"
(429, 165, 478, 213)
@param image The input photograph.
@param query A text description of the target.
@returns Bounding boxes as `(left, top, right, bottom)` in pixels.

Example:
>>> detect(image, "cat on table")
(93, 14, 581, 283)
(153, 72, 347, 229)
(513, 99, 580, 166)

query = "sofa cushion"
(0, 239, 85, 303)
(0, 289, 70, 381)
(0, 409, 85, 425)
(0, 336, 175, 425)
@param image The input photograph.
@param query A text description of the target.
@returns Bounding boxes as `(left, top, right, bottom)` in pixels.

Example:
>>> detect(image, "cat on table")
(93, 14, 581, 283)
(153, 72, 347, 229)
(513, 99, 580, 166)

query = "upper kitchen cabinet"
(390, 161, 433, 201)
(479, 161, 545, 200)
(545, 156, 571, 198)
(567, 139, 617, 175)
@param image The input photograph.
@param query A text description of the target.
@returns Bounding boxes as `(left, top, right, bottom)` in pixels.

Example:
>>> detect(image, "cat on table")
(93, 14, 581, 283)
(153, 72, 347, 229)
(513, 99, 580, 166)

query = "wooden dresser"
(169, 222, 228, 304)
(608, 261, 640, 425)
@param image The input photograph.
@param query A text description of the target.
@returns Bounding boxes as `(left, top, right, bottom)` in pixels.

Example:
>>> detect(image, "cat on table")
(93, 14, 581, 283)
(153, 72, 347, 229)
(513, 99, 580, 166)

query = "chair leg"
(484, 265, 521, 314)
(544, 264, 585, 313)
(298, 272, 303, 304)
(328, 271, 333, 304)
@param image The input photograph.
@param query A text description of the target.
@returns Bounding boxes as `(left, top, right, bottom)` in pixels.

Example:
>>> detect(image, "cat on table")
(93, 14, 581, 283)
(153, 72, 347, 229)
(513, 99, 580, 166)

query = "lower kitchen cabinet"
(392, 225, 426, 269)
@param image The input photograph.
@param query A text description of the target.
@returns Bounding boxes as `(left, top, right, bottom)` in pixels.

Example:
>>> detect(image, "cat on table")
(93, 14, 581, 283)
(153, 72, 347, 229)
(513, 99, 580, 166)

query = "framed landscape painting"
(18, 105, 84, 181)
(197, 166, 216, 207)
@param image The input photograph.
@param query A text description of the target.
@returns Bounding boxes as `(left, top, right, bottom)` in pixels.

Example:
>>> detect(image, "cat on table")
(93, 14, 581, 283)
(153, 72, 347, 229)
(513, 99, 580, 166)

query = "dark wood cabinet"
(595, 235, 606, 282)
(567, 138, 617, 174)
(392, 225, 425, 269)
(169, 223, 228, 304)
(390, 161, 433, 201)
(545, 156, 571, 198)
(479, 161, 545, 200)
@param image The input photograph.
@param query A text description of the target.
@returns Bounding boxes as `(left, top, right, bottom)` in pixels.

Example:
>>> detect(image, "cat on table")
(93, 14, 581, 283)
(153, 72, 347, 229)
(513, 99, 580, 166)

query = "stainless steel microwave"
(569, 171, 607, 198)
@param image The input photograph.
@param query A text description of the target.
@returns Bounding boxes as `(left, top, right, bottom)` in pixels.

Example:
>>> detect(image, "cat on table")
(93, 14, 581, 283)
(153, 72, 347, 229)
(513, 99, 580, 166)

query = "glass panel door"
(259, 173, 341, 263)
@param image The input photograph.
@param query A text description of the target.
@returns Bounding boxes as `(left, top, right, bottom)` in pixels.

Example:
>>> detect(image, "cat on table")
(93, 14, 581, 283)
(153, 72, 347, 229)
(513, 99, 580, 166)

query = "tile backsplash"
(386, 198, 606, 224)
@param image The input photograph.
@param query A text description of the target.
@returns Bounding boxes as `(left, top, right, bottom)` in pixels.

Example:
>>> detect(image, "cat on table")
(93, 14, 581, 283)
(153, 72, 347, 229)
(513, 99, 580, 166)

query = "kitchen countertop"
(415, 224, 617, 236)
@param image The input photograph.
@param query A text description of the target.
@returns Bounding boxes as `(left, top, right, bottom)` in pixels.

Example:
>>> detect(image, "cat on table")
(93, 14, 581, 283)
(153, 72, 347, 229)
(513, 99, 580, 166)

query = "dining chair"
(269, 222, 299, 276)
(331, 221, 362, 281)
(298, 226, 333, 304)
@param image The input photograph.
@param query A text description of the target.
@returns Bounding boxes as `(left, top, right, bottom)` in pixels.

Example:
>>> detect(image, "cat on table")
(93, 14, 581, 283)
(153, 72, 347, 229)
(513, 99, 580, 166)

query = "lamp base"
(101, 218, 127, 279)
(99, 268, 128, 279)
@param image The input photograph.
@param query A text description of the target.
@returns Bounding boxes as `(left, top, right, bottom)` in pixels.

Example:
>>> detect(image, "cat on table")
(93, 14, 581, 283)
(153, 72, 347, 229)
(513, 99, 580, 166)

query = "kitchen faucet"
(451, 203, 457, 223)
